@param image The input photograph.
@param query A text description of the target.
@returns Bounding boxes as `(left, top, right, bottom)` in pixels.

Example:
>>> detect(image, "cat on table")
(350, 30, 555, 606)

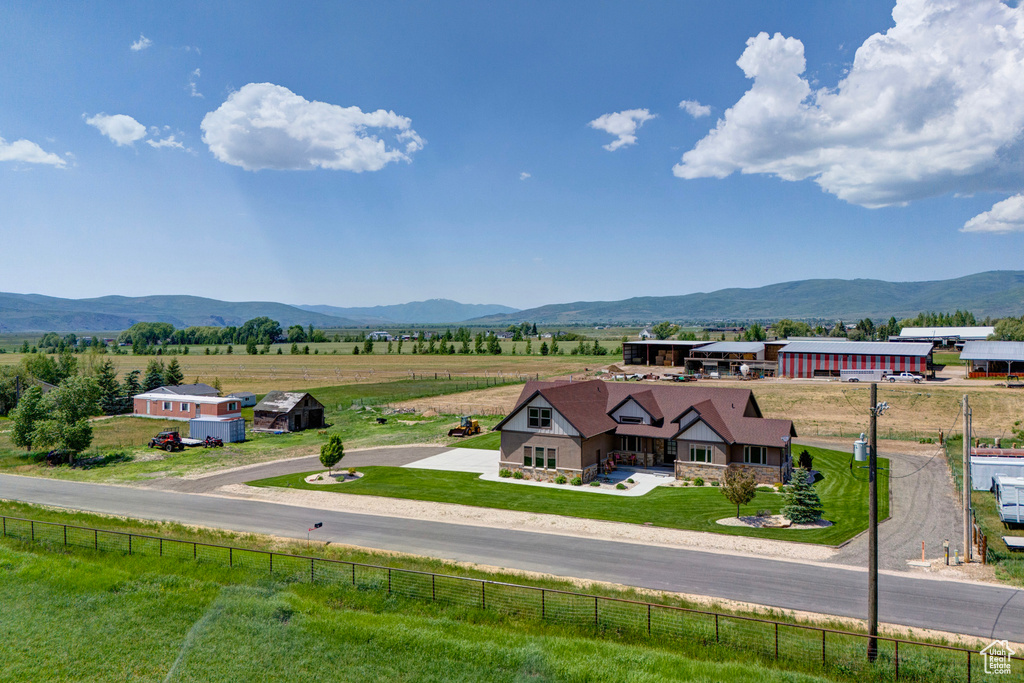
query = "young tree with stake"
(320, 434, 345, 474)
(721, 467, 758, 518)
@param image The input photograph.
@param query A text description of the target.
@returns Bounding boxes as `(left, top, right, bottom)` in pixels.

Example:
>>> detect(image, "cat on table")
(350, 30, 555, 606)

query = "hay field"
(399, 378, 1024, 441)
(0, 350, 596, 394)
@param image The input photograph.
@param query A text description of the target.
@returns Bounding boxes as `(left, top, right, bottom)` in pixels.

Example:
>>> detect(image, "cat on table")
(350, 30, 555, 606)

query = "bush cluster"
(570, 476, 582, 486)
(499, 469, 512, 478)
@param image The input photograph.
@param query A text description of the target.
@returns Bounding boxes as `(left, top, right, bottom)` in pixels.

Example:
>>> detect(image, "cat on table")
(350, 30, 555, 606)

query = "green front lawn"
(452, 430, 501, 450)
(250, 445, 888, 546)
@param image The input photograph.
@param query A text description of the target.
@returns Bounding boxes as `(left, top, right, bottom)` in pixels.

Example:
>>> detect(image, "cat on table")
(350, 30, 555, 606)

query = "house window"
(229, 402, 238, 411)
(619, 415, 643, 424)
(744, 446, 767, 465)
(163, 401, 171, 411)
(619, 435, 641, 452)
(524, 446, 532, 467)
(665, 440, 677, 457)
(181, 403, 190, 412)
(527, 407, 552, 429)
(690, 445, 712, 463)
(534, 447, 545, 468)
(547, 448, 557, 469)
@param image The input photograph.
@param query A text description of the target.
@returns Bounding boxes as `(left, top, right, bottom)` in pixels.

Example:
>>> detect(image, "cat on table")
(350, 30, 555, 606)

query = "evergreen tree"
(397, 339, 404, 354)
(121, 370, 141, 413)
(363, 338, 374, 354)
(781, 468, 824, 524)
(10, 386, 45, 451)
(525, 339, 532, 355)
(540, 342, 549, 356)
(143, 359, 165, 391)
(95, 359, 122, 415)
(164, 358, 184, 386)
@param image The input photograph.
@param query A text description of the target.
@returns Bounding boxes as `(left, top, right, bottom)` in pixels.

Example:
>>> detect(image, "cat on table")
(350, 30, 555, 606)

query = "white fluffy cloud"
(85, 113, 147, 146)
(674, 0, 1024, 218)
(962, 194, 1024, 233)
(520, 171, 531, 180)
(589, 109, 656, 151)
(130, 34, 152, 52)
(199, 83, 424, 172)
(679, 100, 711, 118)
(0, 135, 66, 167)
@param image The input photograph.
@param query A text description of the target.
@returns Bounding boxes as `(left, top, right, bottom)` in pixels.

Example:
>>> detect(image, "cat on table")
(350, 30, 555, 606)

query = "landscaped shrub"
(512, 470, 524, 480)
(693, 477, 705, 487)
(626, 478, 634, 484)
(590, 481, 601, 487)
(499, 469, 512, 478)
(570, 476, 582, 486)
(682, 481, 690, 486)
(348, 468, 356, 476)
(616, 483, 626, 490)
(774, 482, 784, 492)
(554, 475, 567, 484)
(711, 481, 720, 487)
(756, 509, 772, 518)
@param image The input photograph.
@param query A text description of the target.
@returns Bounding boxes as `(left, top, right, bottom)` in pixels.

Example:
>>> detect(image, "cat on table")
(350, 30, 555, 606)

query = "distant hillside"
(0, 293, 356, 333)
(296, 299, 519, 324)
(470, 271, 1024, 324)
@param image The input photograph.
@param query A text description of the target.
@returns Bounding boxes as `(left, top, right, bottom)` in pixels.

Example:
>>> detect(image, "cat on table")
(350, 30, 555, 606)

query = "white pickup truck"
(884, 371, 924, 383)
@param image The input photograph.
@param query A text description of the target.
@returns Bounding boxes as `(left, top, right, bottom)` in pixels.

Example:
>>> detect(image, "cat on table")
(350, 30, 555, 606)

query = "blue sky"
(2, 1, 1024, 310)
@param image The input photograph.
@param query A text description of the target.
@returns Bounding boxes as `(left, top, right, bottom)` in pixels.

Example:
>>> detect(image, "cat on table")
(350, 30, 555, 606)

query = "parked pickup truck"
(884, 372, 923, 383)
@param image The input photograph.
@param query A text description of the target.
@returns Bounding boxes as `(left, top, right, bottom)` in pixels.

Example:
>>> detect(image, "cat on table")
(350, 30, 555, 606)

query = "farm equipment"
(202, 436, 224, 448)
(448, 416, 481, 438)
(149, 431, 184, 452)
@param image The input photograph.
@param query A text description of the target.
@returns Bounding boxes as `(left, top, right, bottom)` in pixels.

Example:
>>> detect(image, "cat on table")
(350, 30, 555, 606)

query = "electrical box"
(854, 433, 868, 462)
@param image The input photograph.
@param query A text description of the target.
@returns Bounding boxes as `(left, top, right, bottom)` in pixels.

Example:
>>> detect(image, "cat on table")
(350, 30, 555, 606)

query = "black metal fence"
(2, 514, 1018, 682)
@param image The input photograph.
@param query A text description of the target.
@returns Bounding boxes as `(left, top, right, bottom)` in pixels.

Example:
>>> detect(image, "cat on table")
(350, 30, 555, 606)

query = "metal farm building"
(778, 341, 933, 379)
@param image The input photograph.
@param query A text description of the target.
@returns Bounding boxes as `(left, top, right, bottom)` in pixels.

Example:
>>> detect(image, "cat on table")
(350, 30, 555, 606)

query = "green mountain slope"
(470, 271, 1024, 324)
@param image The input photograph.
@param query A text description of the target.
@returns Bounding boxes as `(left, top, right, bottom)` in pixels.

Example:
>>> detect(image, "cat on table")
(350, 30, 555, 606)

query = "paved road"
(1, 474, 1021, 642)
(144, 445, 447, 493)
(798, 439, 963, 571)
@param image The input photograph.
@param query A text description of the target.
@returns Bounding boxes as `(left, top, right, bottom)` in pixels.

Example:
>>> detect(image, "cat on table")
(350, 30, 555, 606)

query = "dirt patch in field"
(393, 384, 524, 416)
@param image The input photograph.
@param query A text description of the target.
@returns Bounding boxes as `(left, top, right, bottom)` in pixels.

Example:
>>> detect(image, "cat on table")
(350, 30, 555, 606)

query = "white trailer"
(994, 475, 1024, 524)
(840, 368, 886, 382)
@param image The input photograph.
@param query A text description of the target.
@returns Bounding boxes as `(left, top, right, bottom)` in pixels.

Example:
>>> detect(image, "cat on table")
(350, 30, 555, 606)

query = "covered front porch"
(608, 435, 676, 472)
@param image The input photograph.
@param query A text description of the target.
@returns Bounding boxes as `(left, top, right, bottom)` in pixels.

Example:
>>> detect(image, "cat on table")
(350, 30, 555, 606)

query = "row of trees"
(9, 377, 100, 458)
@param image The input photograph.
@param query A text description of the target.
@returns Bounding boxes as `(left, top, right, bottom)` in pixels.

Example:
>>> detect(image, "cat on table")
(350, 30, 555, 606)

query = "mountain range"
(468, 271, 1024, 325)
(1, 271, 1023, 333)
(295, 300, 518, 324)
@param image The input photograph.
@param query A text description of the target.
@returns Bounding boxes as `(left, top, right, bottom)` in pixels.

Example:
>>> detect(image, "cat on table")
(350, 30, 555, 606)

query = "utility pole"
(867, 382, 879, 662)
(962, 395, 971, 562)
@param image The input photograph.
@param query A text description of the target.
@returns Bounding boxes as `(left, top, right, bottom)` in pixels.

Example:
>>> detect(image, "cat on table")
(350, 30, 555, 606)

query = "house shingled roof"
(497, 380, 795, 447)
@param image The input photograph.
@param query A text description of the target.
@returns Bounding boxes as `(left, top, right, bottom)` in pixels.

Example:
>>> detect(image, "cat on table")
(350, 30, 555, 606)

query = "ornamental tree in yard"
(721, 467, 758, 518)
(320, 434, 345, 474)
(781, 468, 824, 524)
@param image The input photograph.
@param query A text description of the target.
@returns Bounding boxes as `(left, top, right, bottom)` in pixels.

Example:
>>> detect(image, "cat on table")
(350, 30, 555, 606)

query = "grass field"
(0, 346, 601, 394)
(0, 500, 983, 682)
(249, 445, 888, 546)
(0, 379, 510, 482)
(932, 351, 964, 366)
(1, 541, 839, 682)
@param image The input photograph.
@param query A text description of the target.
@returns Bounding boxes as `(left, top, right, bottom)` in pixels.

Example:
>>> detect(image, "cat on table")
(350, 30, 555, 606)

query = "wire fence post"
(2, 516, 5, 537)
(895, 640, 899, 681)
(432, 574, 435, 600)
(159, 538, 163, 557)
(647, 604, 651, 635)
(63, 525, 67, 547)
(94, 529, 98, 550)
(128, 534, 131, 555)
(388, 568, 391, 593)
(715, 614, 719, 643)
(821, 630, 826, 665)
(775, 623, 779, 659)
(229, 547, 232, 567)
(352, 563, 356, 586)
(193, 542, 197, 559)
(481, 581, 486, 610)
(541, 589, 545, 619)
(30, 521, 34, 542)
(594, 596, 599, 628)
(310, 558, 315, 583)
(269, 552, 273, 575)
